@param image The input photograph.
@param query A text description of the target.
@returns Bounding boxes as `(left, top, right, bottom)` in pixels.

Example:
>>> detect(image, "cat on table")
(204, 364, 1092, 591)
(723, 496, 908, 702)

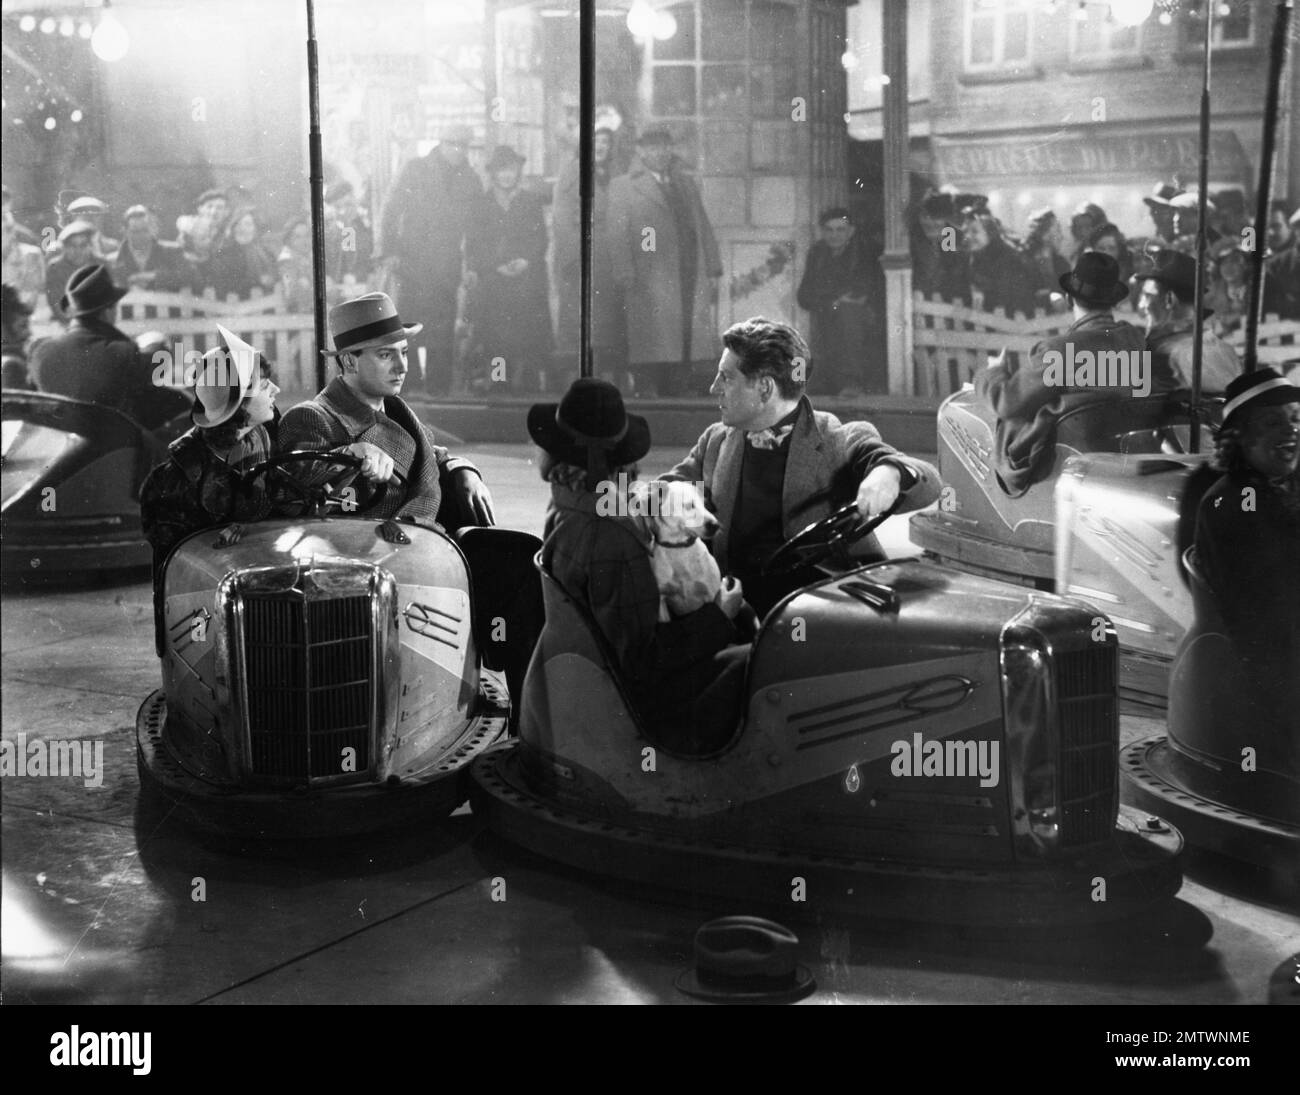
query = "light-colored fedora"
(320, 292, 423, 357)
(192, 324, 261, 429)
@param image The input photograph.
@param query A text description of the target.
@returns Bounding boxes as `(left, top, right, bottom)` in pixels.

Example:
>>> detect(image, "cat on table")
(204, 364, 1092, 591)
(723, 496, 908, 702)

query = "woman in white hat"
(139, 325, 280, 577)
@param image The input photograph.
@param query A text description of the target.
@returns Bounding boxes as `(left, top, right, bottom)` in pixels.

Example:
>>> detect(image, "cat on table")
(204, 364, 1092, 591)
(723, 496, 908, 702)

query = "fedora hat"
(191, 325, 261, 429)
(528, 378, 650, 481)
(486, 145, 526, 173)
(321, 292, 423, 357)
(1143, 182, 1183, 210)
(1059, 251, 1129, 308)
(1221, 367, 1299, 430)
(59, 263, 128, 317)
(675, 916, 815, 1003)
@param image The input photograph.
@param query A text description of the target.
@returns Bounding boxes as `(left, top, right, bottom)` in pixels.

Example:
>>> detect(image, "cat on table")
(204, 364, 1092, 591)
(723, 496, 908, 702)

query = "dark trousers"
(396, 272, 458, 396)
(648, 643, 750, 756)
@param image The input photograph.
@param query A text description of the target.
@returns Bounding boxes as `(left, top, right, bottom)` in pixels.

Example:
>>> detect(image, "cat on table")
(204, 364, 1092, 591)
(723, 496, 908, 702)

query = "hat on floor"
(321, 292, 423, 357)
(675, 916, 815, 1003)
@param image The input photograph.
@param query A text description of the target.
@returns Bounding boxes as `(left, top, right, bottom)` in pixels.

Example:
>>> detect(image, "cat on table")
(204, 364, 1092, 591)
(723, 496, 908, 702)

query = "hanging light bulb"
(40, 17, 57, 34)
(1109, 0, 1155, 25)
(651, 8, 677, 41)
(70, 109, 84, 123)
(19, 16, 36, 33)
(44, 117, 57, 131)
(59, 18, 75, 36)
(91, 5, 130, 63)
(841, 48, 860, 71)
(626, 0, 656, 40)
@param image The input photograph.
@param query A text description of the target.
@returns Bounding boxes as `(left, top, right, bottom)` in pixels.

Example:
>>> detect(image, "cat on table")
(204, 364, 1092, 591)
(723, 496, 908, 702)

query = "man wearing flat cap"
(466, 145, 553, 393)
(377, 123, 484, 396)
(44, 221, 98, 322)
(607, 124, 722, 397)
(1135, 249, 1239, 394)
(278, 292, 494, 536)
(31, 263, 186, 427)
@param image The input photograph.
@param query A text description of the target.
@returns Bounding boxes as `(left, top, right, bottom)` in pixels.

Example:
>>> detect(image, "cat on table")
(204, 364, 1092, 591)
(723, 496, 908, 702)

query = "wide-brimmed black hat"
(1221, 368, 1299, 430)
(528, 378, 650, 479)
(1059, 251, 1129, 307)
(60, 263, 128, 317)
(675, 916, 815, 1003)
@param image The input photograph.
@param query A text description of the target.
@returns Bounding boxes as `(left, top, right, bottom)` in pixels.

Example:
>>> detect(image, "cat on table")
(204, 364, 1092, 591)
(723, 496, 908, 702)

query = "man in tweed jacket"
(664, 317, 941, 616)
(278, 293, 493, 532)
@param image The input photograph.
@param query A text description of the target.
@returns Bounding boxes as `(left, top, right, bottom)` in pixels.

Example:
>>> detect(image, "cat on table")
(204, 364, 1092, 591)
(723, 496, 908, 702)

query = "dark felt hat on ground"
(675, 916, 815, 1003)
(1059, 251, 1130, 308)
(60, 263, 128, 317)
(528, 377, 651, 478)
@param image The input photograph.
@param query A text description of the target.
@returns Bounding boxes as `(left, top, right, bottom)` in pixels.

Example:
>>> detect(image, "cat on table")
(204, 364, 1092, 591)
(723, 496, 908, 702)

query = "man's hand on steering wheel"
(345, 441, 395, 483)
(246, 450, 404, 517)
(855, 463, 903, 519)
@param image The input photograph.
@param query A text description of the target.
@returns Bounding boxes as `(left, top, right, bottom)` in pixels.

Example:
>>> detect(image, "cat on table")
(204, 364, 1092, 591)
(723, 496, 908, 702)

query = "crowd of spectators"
(908, 181, 1300, 328)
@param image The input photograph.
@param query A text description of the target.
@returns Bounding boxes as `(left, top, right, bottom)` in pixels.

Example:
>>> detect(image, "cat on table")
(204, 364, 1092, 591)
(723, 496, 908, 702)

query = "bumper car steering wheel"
(247, 450, 407, 517)
(763, 501, 898, 577)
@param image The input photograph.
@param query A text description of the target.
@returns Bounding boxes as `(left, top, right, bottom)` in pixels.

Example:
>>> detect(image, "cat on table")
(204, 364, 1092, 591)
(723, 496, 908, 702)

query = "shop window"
(1179, 2, 1255, 50)
(1070, 13, 1142, 60)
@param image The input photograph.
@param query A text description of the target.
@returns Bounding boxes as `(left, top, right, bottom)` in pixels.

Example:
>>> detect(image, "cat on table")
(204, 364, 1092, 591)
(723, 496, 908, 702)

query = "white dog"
(631, 479, 727, 622)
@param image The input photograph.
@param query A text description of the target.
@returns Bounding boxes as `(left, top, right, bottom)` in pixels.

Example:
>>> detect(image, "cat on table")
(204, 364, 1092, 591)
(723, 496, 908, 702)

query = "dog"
(630, 479, 726, 622)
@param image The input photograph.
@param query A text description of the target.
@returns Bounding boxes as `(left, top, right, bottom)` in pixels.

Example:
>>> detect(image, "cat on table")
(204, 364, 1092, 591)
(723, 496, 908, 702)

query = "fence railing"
(911, 293, 1300, 398)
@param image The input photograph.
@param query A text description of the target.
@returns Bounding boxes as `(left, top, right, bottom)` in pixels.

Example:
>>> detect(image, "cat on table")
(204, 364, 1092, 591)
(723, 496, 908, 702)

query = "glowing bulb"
(1159, 11, 1172, 24)
(70, 109, 84, 123)
(40, 17, 56, 34)
(626, 0, 655, 40)
(59, 18, 75, 36)
(1216, 2, 1231, 14)
(44, 117, 57, 131)
(1109, 0, 1154, 26)
(91, 11, 130, 62)
(880, 73, 891, 85)
(19, 16, 36, 32)
(652, 9, 677, 40)
(79, 23, 93, 39)
(841, 49, 859, 70)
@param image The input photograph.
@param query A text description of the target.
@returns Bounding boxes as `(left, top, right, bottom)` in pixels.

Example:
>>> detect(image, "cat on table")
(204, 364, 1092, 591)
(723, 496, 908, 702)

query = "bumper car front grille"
(1054, 645, 1118, 848)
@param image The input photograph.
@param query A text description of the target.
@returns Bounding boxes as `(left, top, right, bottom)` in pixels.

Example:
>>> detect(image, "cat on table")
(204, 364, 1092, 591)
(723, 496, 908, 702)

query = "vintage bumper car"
(1119, 544, 1299, 882)
(136, 451, 541, 839)
(471, 509, 1184, 929)
(1, 389, 186, 581)
(910, 386, 1217, 711)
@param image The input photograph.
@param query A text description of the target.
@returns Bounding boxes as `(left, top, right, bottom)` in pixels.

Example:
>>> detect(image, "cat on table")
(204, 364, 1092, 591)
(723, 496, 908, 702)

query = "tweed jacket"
(541, 482, 739, 720)
(277, 376, 478, 523)
(664, 397, 942, 567)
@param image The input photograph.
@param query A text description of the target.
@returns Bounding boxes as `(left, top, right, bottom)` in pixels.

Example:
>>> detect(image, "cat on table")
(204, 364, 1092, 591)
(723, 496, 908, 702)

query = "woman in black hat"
(1193, 368, 1300, 752)
(529, 378, 750, 755)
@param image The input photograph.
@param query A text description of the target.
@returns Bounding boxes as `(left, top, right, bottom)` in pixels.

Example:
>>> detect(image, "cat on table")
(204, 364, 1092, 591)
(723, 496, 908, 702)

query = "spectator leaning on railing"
(112, 204, 196, 294)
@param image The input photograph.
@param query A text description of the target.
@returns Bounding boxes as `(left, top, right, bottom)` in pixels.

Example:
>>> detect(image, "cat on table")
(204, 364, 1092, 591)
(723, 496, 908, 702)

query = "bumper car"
(910, 386, 1217, 711)
(471, 508, 1184, 929)
(136, 451, 541, 839)
(1, 389, 186, 581)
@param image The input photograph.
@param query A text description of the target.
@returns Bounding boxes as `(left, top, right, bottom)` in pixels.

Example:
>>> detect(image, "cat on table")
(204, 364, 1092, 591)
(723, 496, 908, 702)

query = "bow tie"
(746, 424, 794, 450)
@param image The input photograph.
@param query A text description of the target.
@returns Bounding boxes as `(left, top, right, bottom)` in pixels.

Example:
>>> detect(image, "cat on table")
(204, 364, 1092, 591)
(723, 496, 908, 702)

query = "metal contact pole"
(579, 0, 595, 379)
(307, 0, 328, 389)
(1189, 3, 1214, 454)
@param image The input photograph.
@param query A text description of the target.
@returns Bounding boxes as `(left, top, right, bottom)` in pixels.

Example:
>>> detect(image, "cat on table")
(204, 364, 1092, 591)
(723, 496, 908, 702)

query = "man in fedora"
(278, 292, 494, 536)
(1141, 182, 1183, 245)
(31, 263, 185, 427)
(607, 124, 722, 397)
(466, 145, 552, 393)
(377, 123, 484, 396)
(1136, 249, 1239, 393)
(977, 251, 1160, 494)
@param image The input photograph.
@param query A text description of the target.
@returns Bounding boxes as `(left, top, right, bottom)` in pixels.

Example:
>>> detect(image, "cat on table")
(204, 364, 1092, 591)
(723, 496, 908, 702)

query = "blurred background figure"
(1019, 207, 1070, 310)
(44, 221, 97, 323)
(177, 188, 231, 279)
(796, 206, 881, 396)
(2, 206, 45, 312)
(1206, 238, 1249, 336)
(466, 146, 552, 394)
(276, 215, 316, 312)
(1136, 249, 1239, 394)
(553, 126, 624, 384)
(378, 122, 484, 397)
(1142, 182, 1182, 245)
(208, 206, 276, 301)
(61, 193, 119, 259)
(607, 125, 722, 398)
(1068, 201, 1108, 260)
(112, 204, 194, 293)
(909, 188, 970, 305)
(962, 209, 1036, 317)
(1084, 221, 1134, 287)
(323, 180, 374, 293)
(1263, 206, 1300, 320)
(2, 282, 35, 389)
(1169, 191, 1221, 253)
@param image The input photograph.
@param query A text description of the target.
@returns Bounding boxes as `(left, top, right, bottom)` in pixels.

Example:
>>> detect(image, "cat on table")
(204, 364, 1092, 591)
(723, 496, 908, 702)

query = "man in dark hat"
(377, 123, 485, 396)
(466, 146, 552, 393)
(1193, 368, 1300, 760)
(277, 292, 493, 536)
(1135, 248, 1239, 393)
(530, 377, 749, 754)
(664, 317, 940, 618)
(30, 263, 184, 427)
(607, 124, 723, 397)
(1142, 182, 1183, 244)
(976, 251, 1160, 494)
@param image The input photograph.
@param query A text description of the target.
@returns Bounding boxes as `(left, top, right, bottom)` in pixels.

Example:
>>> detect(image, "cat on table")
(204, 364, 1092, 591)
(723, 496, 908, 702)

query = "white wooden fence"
(912, 293, 1300, 398)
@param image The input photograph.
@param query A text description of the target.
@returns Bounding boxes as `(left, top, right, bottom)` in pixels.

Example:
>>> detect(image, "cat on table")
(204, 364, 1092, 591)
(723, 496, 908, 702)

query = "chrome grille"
(1054, 645, 1117, 848)
(243, 593, 373, 783)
